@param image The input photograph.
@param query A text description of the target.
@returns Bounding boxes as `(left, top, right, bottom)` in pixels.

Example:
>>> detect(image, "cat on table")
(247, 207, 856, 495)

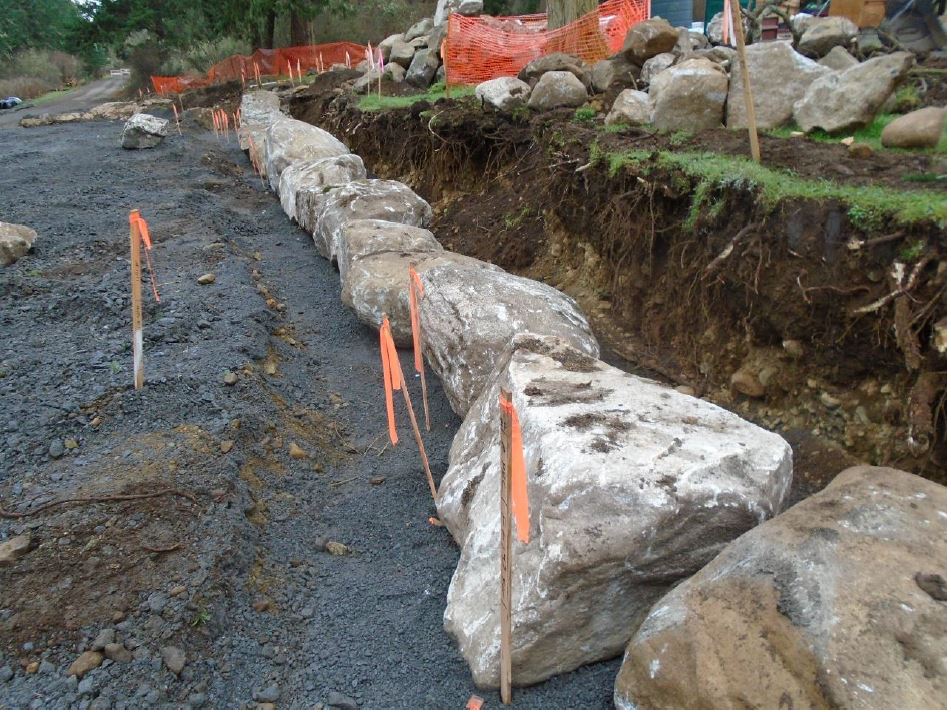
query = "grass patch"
(592, 141, 947, 228)
(30, 88, 75, 106)
(767, 113, 947, 154)
(357, 82, 474, 112)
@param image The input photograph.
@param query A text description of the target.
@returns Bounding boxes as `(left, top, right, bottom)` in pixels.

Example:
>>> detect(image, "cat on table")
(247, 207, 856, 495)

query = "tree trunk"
(289, 12, 309, 47)
(547, 0, 598, 29)
(263, 9, 277, 49)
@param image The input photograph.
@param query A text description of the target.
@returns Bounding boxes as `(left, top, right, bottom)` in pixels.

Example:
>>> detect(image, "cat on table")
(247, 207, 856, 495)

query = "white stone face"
(605, 89, 653, 126)
(526, 71, 588, 111)
(239, 91, 282, 150)
(121, 113, 169, 149)
(278, 154, 366, 222)
(336, 219, 442, 287)
(439, 336, 793, 687)
(264, 117, 349, 191)
(475, 77, 531, 112)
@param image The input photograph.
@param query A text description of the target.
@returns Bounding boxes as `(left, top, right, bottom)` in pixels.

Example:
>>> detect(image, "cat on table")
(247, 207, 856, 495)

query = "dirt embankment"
(292, 89, 947, 486)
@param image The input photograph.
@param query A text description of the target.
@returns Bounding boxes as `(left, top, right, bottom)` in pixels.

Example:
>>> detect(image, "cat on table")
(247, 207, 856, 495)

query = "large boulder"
(726, 41, 830, 130)
(406, 49, 440, 88)
(336, 219, 442, 287)
(239, 91, 282, 151)
(881, 106, 947, 148)
(797, 16, 859, 58)
(817, 45, 859, 72)
(378, 33, 405, 62)
(615, 465, 947, 710)
(588, 57, 640, 93)
(278, 154, 366, 222)
(639, 52, 675, 85)
(417, 267, 598, 415)
(389, 40, 417, 68)
(475, 77, 531, 111)
(517, 53, 587, 89)
(0, 221, 38, 267)
(404, 17, 435, 42)
(264, 117, 349, 191)
(297, 179, 433, 262)
(88, 101, 139, 121)
(526, 71, 588, 111)
(793, 52, 914, 133)
(121, 113, 168, 149)
(435, 0, 483, 25)
(622, 17, 680, 65)
(605, 89, 653, 125)
(649, 58, 727, 132)
(342, 251, 500, 345)
(440, 335, 793, 687)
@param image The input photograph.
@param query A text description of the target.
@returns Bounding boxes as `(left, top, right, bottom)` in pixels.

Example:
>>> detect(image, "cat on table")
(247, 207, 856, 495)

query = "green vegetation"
(357, 82, 474, 112)
(503, 206, 532, 229)
(591, 140, 947, 228)
(767, 113, 946, 154)
(572, 106, 597, 123)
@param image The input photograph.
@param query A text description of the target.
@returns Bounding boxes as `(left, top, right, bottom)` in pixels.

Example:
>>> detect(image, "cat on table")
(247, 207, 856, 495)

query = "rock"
(48, 440, 64, 459)
(336, 219, 442, 286)
(615, 465, 946, 710)
(0, 665, 12, 682)
(147, 591, 168, 614)
(325, 541, 349, 556)
(222, 371, 238, 385)
(382, 62, 406, 83)
(91, 629, 115, 651)
(622, 17, 680, 64)
(343, 251, 499, 346)
(159, 646, 185, 675)
(526, 71, 588, 111)
(187, 692, 207, 707)
(388, 40, 417, 68)
(288, 442, 308, 459)
(404, 17, 434, 41)
(679, 45, 735, 71)
(818, 45, 859, 72)
(103, 643, 132, 664)
(253, 685, 280, 703)
(730, 369, 765, 398)
(440, 335, 792, 686)
(406, 49, 440, 88)
(418, 265, 598, 416)
(120, 113, 168, 149)
(588, 57, 639, 93)
(797, 15, 858, 58)
(25, 661, 38, 674)
(278, 153, 366, 222)
(197, 273, 216, 285)
(435, 0, 483, 25)
(848, 142, 874, 159)
(67, 652, 103, 679)
(639, 52, 675, 85)
(726, 41, 830, 130)
(605, 89, 653, 126)
(517, 53, 587, 89)
(378, 33, 404, 62)
(264, 117, 349, 191)
(78, 675, 96, 696)
(19, 116, 52, 128)
(0, 533, 32, 565)
(38, 660, 55, 674)
(298, 179, 432, 262)
(0, 221, 38, 267)
(475, 77, 532, 112)
(239, 91, 282, 151)
(705, 11, 753, 46)
(219, 440, 234, 454)
(881, 106, 947, 149)
(88, 101, 140, 121)
(793, 52, 914, 133)
(649, 58, 727, 132)
(64, 437, 78, 449)
(327, 691, 359, 709)
(353, 68, 383, 94)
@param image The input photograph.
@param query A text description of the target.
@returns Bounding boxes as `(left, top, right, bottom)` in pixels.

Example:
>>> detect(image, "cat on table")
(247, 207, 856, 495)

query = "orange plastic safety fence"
(444, 0, 649, 86)
(151, 41, 366, 95)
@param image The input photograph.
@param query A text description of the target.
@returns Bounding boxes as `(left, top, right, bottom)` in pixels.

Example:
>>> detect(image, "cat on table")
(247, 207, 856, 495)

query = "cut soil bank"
(294, 88, 947, 486)
(0, 122, 616, 707)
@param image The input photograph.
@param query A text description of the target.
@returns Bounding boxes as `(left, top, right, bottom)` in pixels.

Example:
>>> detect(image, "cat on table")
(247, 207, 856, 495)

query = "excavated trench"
(291, 88, 947, 489)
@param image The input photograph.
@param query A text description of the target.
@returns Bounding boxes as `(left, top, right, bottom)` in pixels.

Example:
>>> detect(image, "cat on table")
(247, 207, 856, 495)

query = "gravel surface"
(0, 120, 618, 708)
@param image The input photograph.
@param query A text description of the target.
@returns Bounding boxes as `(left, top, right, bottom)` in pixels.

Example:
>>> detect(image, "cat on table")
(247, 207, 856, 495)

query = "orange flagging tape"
(380, 316, 402, 445)
(133, 213, 161, 304)
(465, 695, 484, 710)
(499, 393, 530, 544)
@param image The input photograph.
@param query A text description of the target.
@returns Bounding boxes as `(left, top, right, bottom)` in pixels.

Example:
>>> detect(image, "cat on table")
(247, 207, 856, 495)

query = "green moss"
(573, 106, 597, 123)
(356, 83, 474, 112)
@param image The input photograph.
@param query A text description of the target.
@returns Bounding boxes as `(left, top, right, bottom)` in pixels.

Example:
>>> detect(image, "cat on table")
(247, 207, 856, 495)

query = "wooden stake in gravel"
(129, 210, 145, 390)
(730, 0, 760, 163)
(499, 388, 514, 705)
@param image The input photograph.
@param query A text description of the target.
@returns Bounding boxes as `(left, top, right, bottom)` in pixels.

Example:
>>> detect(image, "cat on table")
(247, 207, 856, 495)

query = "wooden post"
(398, 382, 437, 503)
(499, 388, 514, 705)
(129, 213, 144, 390)
(730, 0, 761, 163)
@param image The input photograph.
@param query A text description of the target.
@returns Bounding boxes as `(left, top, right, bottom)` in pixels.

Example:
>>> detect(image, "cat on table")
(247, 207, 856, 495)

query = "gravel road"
(0, 118, 618, 708)
(0, 76, 126, 128)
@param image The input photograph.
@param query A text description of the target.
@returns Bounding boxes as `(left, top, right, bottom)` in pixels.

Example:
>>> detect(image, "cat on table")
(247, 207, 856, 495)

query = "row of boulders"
(19, 97, 172, 129)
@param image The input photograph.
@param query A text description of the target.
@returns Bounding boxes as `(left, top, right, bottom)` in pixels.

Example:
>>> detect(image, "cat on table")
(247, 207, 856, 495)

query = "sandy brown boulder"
(650, 58, 727, 132)
(621, 17, 679, 65)
(0, 222, 38, 266)
(881, 106, 947, 148)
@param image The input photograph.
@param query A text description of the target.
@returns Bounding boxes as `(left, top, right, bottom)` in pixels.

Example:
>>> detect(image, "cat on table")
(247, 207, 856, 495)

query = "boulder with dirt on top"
(622, 17, 680, 65)
(517, 53, 588, 89)
(649, 58, 727, 131)
(793, 52, 914, 134)
(796, 15, 858, 58)
(417, 267, 598, 416)
(527, 71, 588, 111)
(439, 334, 793, 687)
(817, 45, 859, 71)
(476, 77, 532, 111)
(0, 222, 38, 267)
(297, 179, 433, 262)
(264, 116, 349, 191)
(336, 219, 443, 286)
(343, 251, 500, 345)
(881, 106, 947, 148)
(605, 89, 653, 125)
(121, 113, 168, 149)
(614, 465, 947, 710)
(588, 56, 640, 93)
(378, 33, 405, 62)
(278, 154, 366, 222)
(726, 41, 830, 129)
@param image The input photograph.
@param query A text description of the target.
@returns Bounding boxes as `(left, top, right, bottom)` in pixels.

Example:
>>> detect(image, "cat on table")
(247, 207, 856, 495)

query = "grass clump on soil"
(768, 113, 947, 154)
(591, 141, 947, 228)
(357, 82, 474, 111)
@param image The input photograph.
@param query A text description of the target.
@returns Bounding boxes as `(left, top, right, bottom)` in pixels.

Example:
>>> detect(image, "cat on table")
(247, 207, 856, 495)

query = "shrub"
(0, 76, 56, 100)
(184, 37, 251, 73)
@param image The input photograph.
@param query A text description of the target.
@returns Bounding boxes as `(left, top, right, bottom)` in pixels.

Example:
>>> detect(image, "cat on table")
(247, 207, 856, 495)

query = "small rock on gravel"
(48, 440, 64, 458)
(91, 628, 115, 651)
(325, 541, 350, 556)
(327, 691, 359, 709)
(288, 442, 308, 459)
(0, 664, 13, 682)
(222, 371, 238, 385)
(0, 533, 32, 565)
(68, 651, 103, 679)
(159, 646, 185, 675)
(146, 592, 167, 614)
(103, 643, 132, 663)
(253, 684, 280, 703)
(187, 692, 207, 707)
(197, 273, 216, 285)
(219, 440, 234, 454)
(38, 660, 55, 674)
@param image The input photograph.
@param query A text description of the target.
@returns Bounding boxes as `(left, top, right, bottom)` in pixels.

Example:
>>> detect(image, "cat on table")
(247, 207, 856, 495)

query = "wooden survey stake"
(499, 388, 514, 705)
(730, 0, 761, 162)
(129, 211, 144, 390)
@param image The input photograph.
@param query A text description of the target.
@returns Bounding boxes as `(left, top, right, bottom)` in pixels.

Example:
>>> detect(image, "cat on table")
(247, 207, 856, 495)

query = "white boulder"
(278, 154, 366, 222)
(336, 219, 442, 286)
(605, 89, 653, 126)
(264, 117, 349, 191)
(239, 91, 282, 151)
(121, 113, 168, 149)
(527, 71, 588, 111)
(475, 77, 532, 112)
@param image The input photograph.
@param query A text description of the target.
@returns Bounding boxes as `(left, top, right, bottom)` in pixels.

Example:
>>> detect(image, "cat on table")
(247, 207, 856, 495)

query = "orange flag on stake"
(499, 393, 530, 544)
(380, 317, 401, 445)
(134, 214, 161, 304)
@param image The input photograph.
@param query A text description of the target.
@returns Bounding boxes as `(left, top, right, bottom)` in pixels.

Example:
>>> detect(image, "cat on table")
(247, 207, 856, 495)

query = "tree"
(546, 0, 597, 29)
(0, 0, 84, 57)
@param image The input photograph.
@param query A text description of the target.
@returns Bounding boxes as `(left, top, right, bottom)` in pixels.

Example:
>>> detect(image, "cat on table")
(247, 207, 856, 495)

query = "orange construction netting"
(151, 41, 366, 95)
(444, 0, 650, 86)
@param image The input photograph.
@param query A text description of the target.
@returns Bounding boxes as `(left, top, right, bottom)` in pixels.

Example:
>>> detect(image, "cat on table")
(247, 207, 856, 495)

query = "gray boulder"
(881, 106, 947, 148)
(121, 113, 168, 149)
(279, 154, 366, 222)
(383, 62, 406, 83)
(797, 16, 858, 58)
(817, 45, 859, 72)
(389, 40, 417, 68)
(639, 52, 676, 85)
(517, 53, 587, 89)
(677, 45, 735, 71)
(615, 465, 946, 710)
(404, 17, 434, 42)
(475, 77, 531, 111)
(440, 335, 793, 687)
(435, 0, 483, 25)
(88, 101, 139, 120)
(238, 91, 282, 151)
(406, 49, 440, 88)
(0, 221, 38, 267)
(378, 33, 405, 62)
(589, 57, 640, 93)
(527, 71, 588, 111)
(622, 17, 680, 65)
(336, 219, 442, 287)
(605, 89, 653, 125)
(793, 52, 914, 133)
(417, 267, 598, 415)
(264, 117, 349, 191)
(726, 41, 830, 130)
(650, 58, 727, 132)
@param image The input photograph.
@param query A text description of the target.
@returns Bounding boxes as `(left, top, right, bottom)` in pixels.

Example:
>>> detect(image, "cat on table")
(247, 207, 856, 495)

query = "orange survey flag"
(379, 317, 402, 445)
(500, 393, 530, 544)
(134, 214, 161, 303)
